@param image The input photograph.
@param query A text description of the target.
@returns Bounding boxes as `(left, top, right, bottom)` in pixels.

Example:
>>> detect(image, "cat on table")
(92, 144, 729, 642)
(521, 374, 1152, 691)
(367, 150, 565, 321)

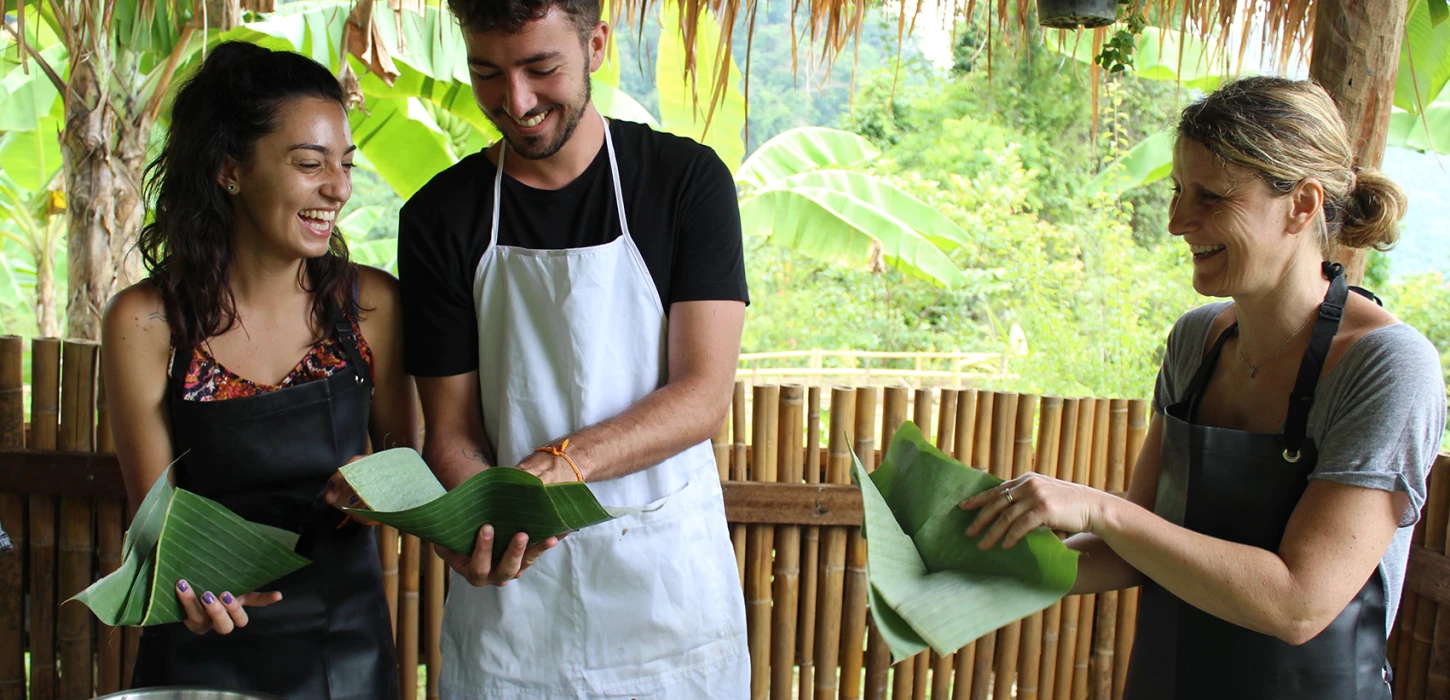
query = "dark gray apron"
(131, 309, 399, 699)
(1123, 262, 1392, 700)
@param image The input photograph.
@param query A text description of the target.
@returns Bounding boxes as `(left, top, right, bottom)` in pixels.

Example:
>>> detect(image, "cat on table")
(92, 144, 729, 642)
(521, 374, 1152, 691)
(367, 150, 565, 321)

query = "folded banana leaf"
(855, 422, 1080, 663)
(340, 448, 635, 559)
(70, 469, 311, 626)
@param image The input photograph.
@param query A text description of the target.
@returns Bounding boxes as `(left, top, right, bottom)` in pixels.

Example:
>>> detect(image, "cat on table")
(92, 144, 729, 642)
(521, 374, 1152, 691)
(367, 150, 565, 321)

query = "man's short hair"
(447, 0, 601, 42)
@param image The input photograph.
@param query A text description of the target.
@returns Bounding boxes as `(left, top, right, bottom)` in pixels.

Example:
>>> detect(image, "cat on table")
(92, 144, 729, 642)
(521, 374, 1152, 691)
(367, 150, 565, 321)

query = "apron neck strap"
(332, 304, 372, 386)
(489, 112, 629, 250)
(1281, 261, 1348, 460)
(1180, 261, 1349, 459)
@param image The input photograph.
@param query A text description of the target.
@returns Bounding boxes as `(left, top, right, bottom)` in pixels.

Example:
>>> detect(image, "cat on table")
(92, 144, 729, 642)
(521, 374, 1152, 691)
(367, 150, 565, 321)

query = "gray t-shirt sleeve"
(1307, 324, 1446, 528)
(1152, 302, 1232, 414)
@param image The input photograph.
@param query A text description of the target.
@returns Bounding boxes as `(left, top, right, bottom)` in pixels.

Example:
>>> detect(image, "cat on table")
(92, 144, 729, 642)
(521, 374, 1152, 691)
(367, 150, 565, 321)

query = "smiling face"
(220, 96, 355, 261)
(462, 8, 606, 160)
(1167, 137, 1318, 299)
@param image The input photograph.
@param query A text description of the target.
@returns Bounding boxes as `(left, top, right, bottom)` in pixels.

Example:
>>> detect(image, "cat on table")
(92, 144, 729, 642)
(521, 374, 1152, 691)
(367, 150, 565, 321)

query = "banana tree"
(0, 128, 64, 336)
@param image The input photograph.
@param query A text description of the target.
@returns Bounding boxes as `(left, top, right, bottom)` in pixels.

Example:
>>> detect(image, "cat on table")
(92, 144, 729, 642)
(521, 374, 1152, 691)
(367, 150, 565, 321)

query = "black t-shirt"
(398, 119, 749, 377)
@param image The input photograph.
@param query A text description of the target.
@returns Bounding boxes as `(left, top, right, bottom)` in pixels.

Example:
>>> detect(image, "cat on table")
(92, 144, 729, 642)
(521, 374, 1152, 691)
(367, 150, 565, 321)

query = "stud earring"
(226, 183, 238, 193)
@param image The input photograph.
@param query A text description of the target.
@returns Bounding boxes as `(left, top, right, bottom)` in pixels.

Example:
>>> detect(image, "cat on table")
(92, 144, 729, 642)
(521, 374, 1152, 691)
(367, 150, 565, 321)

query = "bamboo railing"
(0, 338, 1448, 699)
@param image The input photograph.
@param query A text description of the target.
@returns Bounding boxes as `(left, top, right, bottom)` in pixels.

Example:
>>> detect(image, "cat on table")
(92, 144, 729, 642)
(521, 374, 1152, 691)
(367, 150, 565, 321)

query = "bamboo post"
(1012, 394, 1045, 700)
(798, 387, 824, 700)
(94, 371, 124, 695)
(1055, 398, 1090, 700)
(0, 337, 24, 700)
(733, 381, 748, 588)
(951, 389, 979, 700)
(1113, 400, 1149, 700)
(59, 340, 98, 698)
(968, 391, 998, 700)
(748, 385, 780, 699)
(1028, 397, 1065, 700)
(1428, 462, 1450, 699)
(992, 394, 1030, 700)
(1396, 591, 1421, 698)
(1092, 400, 1128, 700)
(381, 527, 401, 635)
(29, 338, 60, 700)
(930, 390, 960, 700)
(1071, 399, 1109, 700)
(890, 389, 935, 700)
(841, 388, 878, 700)
(771, 386, 805, 700)
(813, 387, 856, 700)
(398, 533, 421, 700)
(714, 415, 731, 480)
(1408, 460, 1450, 698)
(425, 544, 445, 699)
(866, 387, 911, 700)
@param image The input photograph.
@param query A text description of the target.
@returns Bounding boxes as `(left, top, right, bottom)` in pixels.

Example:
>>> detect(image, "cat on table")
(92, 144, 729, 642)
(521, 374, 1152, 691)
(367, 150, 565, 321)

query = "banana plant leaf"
(340, 448, 636, 561)
(69, 469, 311, 627)
(855, 422, 1079, 663)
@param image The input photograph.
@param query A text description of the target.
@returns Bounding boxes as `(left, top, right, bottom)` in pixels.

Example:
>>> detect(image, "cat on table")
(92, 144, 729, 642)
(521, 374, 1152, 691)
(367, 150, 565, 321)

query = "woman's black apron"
(1123, 262, 1391, 699)
(131, 311, 399, 699)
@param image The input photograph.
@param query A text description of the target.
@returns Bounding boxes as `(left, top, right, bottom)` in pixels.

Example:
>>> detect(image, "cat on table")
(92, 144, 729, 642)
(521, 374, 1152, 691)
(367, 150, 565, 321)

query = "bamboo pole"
(398, 534, 421, 700)
(992, 393, 1032, 700)
(1113, 399, 1149, 700)
(1408, 461, 1450, 699)
(866, 387, 910, 700)
(1397, 593, 1421, 698)
(888, 389, 936, 700)
(29, 337, 60, 700)
(950, 389, 979, 700)
(1055, 398, 1090, 700)
(733, 381, 748, 588)
(59, 340, 98, 698)
(771, 386, 805, 700)
(1091, 400, 1128, 700)
(798, 387, 823, 700)
(968, 391, 998, 700)
(714, 415, 731, 480)
(425, 544, 445, 699)
(842, 388, 878, 700)
(748, 385, 781, 699)
(813, 387, 856, 700)
(381, 526, 400, 635)
(0, 337, 24, 700)
(930, 390, 960, 700)
(1025, 397, 1065, 700)
(1072, 399, 1109, 700)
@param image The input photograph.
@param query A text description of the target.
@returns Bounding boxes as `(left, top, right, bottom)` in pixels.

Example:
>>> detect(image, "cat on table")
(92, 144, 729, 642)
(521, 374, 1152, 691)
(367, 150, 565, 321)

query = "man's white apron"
(439, 116, 749, 699)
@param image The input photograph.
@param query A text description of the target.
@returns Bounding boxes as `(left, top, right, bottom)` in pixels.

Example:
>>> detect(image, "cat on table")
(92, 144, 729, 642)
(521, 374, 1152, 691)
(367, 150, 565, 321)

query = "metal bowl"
(94, 688, 284, 700)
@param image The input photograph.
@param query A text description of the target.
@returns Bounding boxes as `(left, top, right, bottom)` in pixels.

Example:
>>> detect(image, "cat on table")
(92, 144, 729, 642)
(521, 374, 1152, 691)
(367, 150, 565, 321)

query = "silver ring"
(1004, 487, 1015, 505)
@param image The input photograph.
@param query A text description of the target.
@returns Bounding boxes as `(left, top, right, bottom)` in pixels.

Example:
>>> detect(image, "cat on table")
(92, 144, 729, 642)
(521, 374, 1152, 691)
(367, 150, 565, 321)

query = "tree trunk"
(61, 34, 145, 341)
(35, 215, 60, 338)
(1308, 0, 1408, 286)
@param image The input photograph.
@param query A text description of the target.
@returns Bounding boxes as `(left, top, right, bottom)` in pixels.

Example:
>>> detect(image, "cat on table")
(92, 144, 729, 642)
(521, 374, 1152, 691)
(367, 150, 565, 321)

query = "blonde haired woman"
(961, 76, 1444, 699)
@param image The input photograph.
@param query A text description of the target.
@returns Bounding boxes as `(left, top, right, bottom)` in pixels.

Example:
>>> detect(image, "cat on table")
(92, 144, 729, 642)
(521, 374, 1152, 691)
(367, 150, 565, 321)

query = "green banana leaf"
(855, 422, 1079, 663)
(69, 469, 311, 627)
(767, 170, 971, 252)
(1397, 0, 1450, 116)
(740, 186, 967, 288)
(656, 0, 746, 171)
(1086, 130, 1175, 197)
(340, 448, 634, 560)
(734, 127, 881, 190)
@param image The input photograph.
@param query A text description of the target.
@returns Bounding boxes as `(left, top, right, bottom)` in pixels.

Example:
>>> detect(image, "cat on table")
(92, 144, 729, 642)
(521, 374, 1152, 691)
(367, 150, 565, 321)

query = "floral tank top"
(170, 317, 374, 402)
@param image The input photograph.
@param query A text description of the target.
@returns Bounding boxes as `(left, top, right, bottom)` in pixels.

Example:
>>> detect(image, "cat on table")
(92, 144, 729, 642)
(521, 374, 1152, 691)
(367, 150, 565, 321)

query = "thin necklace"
(1237, 308, 1318, 378)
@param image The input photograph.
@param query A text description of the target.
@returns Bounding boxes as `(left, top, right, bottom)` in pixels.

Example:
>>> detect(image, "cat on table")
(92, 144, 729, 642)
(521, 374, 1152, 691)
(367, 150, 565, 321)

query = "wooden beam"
(1308, 0, 1409, 285)
(721, 481, 863, 526)
(1405, 545, 1450, 607)
(0, 450, 124, 499)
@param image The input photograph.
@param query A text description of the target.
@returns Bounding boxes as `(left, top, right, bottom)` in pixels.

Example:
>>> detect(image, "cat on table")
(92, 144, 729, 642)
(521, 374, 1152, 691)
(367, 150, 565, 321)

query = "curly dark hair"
(137, 41, 360, 349)
(447, 0, 601, 42)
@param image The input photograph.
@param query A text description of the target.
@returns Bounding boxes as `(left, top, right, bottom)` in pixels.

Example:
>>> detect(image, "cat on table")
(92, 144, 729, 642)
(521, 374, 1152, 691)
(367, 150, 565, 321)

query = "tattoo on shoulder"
(148, 311, 165, 322)
(464, 448, 488, 464)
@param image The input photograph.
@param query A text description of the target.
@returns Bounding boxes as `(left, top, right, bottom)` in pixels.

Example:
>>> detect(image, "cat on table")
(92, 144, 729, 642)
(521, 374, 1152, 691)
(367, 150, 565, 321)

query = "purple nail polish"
(177, 580, 189, 592)
(222, 592, 234, 605)
(203, 592, 216, 605)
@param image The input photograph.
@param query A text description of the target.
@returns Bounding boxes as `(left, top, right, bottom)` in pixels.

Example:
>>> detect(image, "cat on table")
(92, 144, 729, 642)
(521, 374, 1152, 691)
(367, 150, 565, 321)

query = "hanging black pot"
(1037, 0, 1119, 29)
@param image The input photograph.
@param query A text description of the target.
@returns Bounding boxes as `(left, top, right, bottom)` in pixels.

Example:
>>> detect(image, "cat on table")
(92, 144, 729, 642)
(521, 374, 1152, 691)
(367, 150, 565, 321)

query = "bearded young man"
(395, 0, 750, 697)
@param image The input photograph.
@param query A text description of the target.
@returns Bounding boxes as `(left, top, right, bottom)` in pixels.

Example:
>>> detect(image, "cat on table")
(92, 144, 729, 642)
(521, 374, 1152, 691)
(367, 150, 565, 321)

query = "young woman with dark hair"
(102, 41, 413, 697)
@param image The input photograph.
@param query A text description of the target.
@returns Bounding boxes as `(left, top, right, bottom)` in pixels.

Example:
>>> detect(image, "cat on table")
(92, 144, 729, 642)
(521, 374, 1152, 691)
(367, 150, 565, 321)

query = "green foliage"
(1094, 1, 1150, 75)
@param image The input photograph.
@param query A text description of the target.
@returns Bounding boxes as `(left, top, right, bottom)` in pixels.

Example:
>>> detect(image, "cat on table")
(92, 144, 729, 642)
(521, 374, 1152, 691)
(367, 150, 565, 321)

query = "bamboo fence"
(0, 344, 1448, 699)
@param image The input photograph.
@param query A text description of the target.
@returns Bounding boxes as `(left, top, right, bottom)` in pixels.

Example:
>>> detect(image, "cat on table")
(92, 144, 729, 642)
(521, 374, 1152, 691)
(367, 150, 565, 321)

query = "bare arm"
(416, 372, 491, 490)
(1064, 413, 1163, 594)
(516, 299, 745, 483)
(101, 284, 177, 513)
(357, 266, 419, 454)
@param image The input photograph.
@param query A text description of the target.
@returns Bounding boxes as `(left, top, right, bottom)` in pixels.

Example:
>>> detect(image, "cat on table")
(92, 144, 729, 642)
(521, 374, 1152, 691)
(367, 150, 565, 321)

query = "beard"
(493, 66, 592, 161)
